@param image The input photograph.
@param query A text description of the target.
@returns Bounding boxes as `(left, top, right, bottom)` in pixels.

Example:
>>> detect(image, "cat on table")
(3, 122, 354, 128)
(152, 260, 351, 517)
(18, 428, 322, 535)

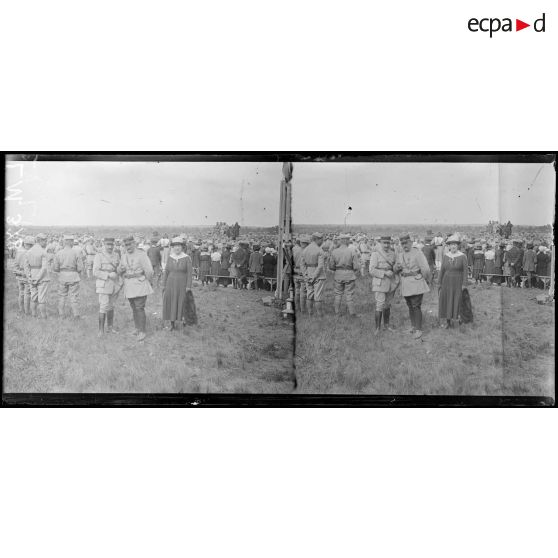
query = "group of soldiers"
(12, 233, 155, 341)
(291, 230, 554, 339)
(292, 232, 433, 338)
(9, 230, 285, 341)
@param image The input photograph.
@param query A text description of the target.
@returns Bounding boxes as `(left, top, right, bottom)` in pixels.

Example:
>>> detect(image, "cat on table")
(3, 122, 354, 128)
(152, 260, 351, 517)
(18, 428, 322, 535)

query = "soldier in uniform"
(370, 235, 399, 334)
(147, 238, 163, 288)
(54, 234, 84, 319)
(302, 232, 327, 317)
(329, 233, 360, 317)
(14, 235, 35, 315)
(23, 232, 51, 319)
(359, 236, 372, 276)
(93, 237, 122, 336)
(394, 234, 432, 340)
(293, 235, 310, 313)
(83, 237, 97, 279)
(118, 235, 154, 342)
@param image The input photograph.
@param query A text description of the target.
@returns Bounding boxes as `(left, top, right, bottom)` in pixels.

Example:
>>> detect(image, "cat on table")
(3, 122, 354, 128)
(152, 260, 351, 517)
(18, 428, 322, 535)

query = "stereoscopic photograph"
(2, 154, 555, 403)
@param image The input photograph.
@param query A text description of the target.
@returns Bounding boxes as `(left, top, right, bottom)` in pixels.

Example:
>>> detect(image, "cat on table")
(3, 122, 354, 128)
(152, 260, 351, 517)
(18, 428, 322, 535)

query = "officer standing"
(83, 237, 97, 279)
(23, 233, 50, 319)
(93, 237, 122, 336)
(370, 235, 399, 335)
(54, 234, 84, 319)
(329, 233, 360, 317)
(394, 234, 431, 340)
(302, 232, 327, 317)
(118, 235, 154, 342)
(292, 234, 310, 313)
(14, 235, 35, 315)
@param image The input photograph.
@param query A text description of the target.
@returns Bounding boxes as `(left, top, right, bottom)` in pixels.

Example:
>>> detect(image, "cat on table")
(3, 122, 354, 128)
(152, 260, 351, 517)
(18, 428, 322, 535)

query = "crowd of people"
(6, 227, 553, 343)
(6, 230, 287, 341)
(292, 230, 554, 340)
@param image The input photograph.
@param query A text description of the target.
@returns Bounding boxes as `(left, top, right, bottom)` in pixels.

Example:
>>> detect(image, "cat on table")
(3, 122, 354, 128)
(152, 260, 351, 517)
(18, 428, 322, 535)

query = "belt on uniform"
(60, 267, 77, 271)
(401, 272, 417, 277)
(335, 265, 354, 270)
(306, 264, 318, 267)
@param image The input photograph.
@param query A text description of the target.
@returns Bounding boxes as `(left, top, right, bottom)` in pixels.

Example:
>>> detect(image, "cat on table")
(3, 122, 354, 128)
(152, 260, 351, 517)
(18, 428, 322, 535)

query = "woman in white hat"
(162, 237, 193, 331)
(438, 235, 468, 328)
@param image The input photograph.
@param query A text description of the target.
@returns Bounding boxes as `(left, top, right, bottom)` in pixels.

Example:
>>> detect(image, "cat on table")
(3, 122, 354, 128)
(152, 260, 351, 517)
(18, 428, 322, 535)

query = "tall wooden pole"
(550, 245, 555, 300)
(276, 162, 293, 300)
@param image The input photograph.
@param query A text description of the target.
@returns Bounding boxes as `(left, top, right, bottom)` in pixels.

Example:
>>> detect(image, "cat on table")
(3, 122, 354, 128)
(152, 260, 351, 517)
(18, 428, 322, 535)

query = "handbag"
(460, 288, 474, 323)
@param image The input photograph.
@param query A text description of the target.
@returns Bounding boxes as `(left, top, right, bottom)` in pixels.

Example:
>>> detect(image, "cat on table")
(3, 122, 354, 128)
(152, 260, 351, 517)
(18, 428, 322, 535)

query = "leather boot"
(347, 302, 356, 317)
(98, 313, 106, 337)
(408, 306, 415, 332)
(24, 295, 31, 315)
(314, 301, 323, 317)
(374, 311, 382, 335)
(31, 302, 38, 317)
(106, 310, 116, 333)
(383, 308, 393, 330)
(39, 303, 47, 319)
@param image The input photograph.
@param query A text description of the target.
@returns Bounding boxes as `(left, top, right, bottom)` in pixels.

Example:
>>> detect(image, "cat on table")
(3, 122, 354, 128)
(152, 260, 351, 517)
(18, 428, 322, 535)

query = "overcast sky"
(5, 160, 555, 227)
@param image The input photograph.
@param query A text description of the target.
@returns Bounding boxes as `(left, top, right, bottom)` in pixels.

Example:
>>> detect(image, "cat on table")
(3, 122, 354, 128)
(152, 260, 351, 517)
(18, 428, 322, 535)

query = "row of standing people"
(292, 232, 493, 340)
(12, 234, 199, 341)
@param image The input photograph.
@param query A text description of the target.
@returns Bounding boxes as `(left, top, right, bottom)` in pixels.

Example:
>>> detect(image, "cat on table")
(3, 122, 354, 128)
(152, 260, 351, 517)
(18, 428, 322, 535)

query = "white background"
(1, 2, 556, 558)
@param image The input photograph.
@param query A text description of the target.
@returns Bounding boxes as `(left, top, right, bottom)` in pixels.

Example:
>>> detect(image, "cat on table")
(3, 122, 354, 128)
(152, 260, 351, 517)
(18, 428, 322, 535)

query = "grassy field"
(4, 261, 555, 397)
(3, 265, 295, 393)
(294, 274, 555, 397)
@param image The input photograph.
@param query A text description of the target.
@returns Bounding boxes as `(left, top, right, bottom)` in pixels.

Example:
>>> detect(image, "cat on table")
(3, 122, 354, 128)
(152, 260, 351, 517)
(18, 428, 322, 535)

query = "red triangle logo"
(516, 19, 530, 31)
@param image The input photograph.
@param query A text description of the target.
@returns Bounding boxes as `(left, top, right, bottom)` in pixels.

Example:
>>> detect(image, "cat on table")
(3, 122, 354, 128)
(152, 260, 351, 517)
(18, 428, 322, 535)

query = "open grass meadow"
(3, 264, 295, 393)
(295, 273, 555, 397)
(3, 259, 555, 398)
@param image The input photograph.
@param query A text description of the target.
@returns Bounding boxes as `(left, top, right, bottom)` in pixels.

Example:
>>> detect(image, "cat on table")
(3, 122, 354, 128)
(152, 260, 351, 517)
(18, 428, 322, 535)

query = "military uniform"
(119, 241, 154, 339)
(84, 240, 97, 278)
(395, 236, 431, 338)
(93, 240, 122, 334)
(53, 235, 84, 318)
(14, 236, 34, 315)
(359, 240, 371, 275)
(293, 236, 309, 312)
(23, 234, 50, 318)
(329, 235, 360, 315)
(302, 233, 327, 316)
(370, 239, 399, 331)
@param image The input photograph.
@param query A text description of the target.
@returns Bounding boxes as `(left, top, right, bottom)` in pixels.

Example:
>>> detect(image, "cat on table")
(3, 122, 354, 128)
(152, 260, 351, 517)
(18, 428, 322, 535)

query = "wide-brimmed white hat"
(446, 235, 460, 244)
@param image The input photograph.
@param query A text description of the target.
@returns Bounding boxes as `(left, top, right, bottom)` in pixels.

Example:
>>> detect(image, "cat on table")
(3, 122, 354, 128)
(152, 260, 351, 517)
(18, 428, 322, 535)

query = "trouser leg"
(128, 298, 138, 330)
(58, 282, 69, 316)
(333, 280, 343, 314)
(345, 280, 356, 315)
(69, 282, 80, 318)
(405, 297, 415, 329)
(413, 295, 424, 331)
(17, 282, 25, 312)
(98, 313, 106, 335)
(383, 308, 391, 327)
(107, 309, 115, 330)
(133, 296, 147, 333)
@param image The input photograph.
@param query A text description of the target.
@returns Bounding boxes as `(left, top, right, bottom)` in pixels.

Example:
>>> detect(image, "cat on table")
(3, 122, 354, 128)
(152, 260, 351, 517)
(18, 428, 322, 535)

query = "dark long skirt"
(199, 259, 211, 281)
(163, 271, 189, 321)
(210, 261, 220, 276)
(439, 270, 463, 320)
